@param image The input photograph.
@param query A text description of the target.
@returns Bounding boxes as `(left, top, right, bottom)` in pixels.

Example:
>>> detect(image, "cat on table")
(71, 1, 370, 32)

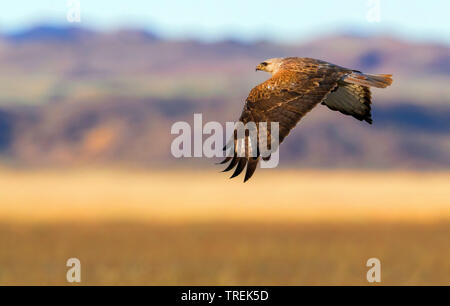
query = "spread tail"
(343, 72, 393, 88)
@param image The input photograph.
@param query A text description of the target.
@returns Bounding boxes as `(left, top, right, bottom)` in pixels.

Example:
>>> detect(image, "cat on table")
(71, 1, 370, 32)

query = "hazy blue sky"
(1, 0, 449, 44)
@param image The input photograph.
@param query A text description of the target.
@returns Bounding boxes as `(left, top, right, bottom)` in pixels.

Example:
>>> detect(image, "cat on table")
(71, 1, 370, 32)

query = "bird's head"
(256, 58, 283, 75)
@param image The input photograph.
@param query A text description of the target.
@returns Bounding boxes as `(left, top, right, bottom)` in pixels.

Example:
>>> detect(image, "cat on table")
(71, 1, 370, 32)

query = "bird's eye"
(261, 62, 268, 66)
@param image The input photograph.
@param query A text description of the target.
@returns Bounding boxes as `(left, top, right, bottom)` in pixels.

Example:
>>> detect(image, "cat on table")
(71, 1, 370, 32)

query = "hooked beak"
(255, 64, 263, 72)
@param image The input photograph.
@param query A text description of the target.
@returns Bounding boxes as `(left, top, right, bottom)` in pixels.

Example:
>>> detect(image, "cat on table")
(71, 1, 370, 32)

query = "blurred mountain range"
(0, 25, 449, 168)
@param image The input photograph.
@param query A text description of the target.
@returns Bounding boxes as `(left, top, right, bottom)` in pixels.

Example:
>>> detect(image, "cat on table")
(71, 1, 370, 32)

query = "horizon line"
(1, 22, 450, 47)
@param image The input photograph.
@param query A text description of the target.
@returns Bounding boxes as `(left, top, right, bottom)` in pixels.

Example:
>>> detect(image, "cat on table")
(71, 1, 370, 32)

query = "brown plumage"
(220, 57, 393, 182)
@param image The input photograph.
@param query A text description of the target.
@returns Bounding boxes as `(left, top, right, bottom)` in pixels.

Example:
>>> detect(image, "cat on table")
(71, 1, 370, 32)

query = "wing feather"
(230, 158, 247, 178)
(322, 82, 372, 123)
(244, 157, 259, 182)
(222, 155, 238, 172)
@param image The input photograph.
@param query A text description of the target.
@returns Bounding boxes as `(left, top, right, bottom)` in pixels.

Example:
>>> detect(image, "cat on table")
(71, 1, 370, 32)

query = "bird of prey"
(219, 57, 392, 182)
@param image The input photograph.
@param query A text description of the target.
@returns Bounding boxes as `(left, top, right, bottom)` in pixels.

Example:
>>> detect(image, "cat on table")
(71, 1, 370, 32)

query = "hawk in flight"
(219, 57, 393, 182)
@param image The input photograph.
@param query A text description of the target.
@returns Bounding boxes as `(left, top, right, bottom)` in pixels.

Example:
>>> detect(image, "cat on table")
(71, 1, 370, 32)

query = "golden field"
(0, 169, 449, 285)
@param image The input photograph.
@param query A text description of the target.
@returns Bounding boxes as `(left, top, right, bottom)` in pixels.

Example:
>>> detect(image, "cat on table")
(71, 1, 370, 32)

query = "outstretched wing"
(322, 82, 373, 124)
(220, 58, 350, 181)
(321, 72, 392, 124)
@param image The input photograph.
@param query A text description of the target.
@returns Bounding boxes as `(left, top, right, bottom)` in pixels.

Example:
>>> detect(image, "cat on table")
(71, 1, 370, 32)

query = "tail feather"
(344, 72, 393, 88)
